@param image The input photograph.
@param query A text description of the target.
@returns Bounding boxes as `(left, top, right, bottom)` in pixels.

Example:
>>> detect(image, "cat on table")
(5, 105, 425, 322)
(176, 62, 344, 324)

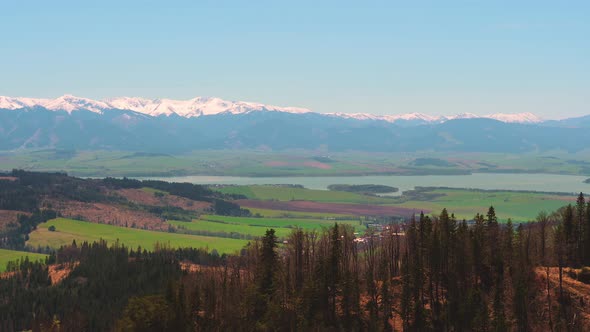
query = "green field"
(0, 150, 368, 177)
(219, 185, 574, 222)
(0, 249, 48, 273)
(247, 207, 354, 219)
(168, 219, 293, 238)
(217, 185, 393, 204)
(221, 185, 573, 222)
(27, 218, 248, 253)
(5, 149, 590, 177)
(200, 215, 360, 230)
(394, 188, 574, 222)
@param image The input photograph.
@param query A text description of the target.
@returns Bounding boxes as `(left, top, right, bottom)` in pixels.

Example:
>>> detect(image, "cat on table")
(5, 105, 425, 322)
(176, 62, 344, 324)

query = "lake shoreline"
(134, 173, 589, 196)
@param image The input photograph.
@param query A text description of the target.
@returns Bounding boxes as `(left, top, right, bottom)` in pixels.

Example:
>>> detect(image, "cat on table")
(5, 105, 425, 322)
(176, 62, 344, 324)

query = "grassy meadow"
(168, 219, 294, 238)
(394, 188, 574, 221)
(5, 149, 590, 177)
(246, 207, 355, 219)
(217, 185, 394, 204)
(27, 218, 249, 254)
(218, 185, 575, 222)
(0, 248, 48, 273)
(200, 215, 359, 230)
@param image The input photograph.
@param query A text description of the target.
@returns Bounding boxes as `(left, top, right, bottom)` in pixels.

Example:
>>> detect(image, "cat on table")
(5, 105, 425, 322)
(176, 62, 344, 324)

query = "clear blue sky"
(0, 0, 588, 118)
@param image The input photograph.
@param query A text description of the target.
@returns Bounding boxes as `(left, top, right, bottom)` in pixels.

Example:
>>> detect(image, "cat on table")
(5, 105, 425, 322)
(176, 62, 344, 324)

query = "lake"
(139, 173, 589, 195)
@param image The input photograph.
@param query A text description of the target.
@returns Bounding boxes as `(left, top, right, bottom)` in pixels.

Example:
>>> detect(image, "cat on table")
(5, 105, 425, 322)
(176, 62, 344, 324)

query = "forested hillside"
(3, 200, 590, 330)
(0, 170, 248, 251)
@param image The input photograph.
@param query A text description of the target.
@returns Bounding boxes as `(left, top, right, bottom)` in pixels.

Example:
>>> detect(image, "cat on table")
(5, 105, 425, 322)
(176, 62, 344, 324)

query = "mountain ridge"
(1, 94, 588, 153)
(0, 94, 545, 124)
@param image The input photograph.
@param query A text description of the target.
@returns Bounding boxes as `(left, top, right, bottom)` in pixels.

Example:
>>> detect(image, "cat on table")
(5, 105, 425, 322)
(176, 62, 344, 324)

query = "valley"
(2, 166, 589, 331)
(4, 1, 589, 329)
(5, 149, 590, 177)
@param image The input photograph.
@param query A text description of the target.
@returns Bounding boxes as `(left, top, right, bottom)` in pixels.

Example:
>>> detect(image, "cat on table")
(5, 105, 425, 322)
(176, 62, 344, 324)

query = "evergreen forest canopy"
(327, 184, 399, 194)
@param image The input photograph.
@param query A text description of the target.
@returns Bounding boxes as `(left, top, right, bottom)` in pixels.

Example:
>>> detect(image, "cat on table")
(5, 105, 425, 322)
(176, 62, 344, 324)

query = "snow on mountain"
(0, 95, 111, 113)
(0, 94, 545, 124)
(328, 113, 387, 121)
(332, 111, 543, 124)
(384, 112, 442, 123)
(42, 95, 111, 114)
(105, 96, 312, 117)
(0, 96, 49, 110)
(140, 97, 310, 117)
(445, 112, 479, 120)
(104, 97, 154, 114)
(328, 112, 444, 123)
(486, 112, 543, 124)
(0, 95, 312, 117)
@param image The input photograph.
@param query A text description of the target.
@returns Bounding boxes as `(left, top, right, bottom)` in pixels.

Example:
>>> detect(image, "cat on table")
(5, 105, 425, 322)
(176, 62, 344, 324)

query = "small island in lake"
(327, 184, 399, 194)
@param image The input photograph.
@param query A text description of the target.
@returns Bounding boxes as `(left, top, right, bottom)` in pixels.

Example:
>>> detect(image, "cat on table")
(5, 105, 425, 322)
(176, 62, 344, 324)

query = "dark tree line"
(104, 177, 214, 200)
(1, 170, 250, 215)
(104, 177, 250, 216)
(0, 240, 223, 332)
(0, 209, 57, 250)
(557, 192, 590, 267)
(133, 205, 590, 331)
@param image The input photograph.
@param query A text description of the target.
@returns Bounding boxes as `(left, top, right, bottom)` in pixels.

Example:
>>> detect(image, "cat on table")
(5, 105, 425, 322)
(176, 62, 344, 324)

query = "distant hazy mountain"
(0, 95, 587, 153)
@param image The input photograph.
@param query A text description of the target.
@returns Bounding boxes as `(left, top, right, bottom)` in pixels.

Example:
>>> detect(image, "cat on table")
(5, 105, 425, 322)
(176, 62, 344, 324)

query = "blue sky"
(0, 1, 588, 118)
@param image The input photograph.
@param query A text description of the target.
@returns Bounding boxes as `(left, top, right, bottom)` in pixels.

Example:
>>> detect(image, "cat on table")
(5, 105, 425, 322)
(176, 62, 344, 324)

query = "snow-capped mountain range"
(0, 95, 310, 117)
(328, 111, 542, 124)
(0, 95, 543, 124)
(2, 94, 590, 153)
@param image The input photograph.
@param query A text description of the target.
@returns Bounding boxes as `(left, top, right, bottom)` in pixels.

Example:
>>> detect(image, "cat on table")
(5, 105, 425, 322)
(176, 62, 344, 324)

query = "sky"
(0, 1, 588, 118)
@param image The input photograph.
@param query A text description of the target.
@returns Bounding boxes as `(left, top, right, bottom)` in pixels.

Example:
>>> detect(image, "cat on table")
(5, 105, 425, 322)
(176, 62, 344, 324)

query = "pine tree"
(379, 251, 393, 331)
(563, 205, 576, 265)
(328, 223, 341, 325)
(254, 229, 278, 323)
(486, 206, 498, 226)
(513, 224, 529, 331)
(400, 250, 412, 331)
(577, 193, 586, 263)
(260, 229, 278, 295)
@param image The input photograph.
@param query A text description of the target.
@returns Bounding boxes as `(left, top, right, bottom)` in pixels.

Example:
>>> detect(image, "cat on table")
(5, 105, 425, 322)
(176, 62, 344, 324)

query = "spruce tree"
(328, 223, 341, 325)
(254, 229, 278, 324)
(563, 205, 576, 265)
(577, 193, 586, 263)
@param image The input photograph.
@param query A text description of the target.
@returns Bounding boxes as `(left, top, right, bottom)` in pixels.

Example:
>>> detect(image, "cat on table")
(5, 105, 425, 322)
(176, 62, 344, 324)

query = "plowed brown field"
(237, 199, 423, 217)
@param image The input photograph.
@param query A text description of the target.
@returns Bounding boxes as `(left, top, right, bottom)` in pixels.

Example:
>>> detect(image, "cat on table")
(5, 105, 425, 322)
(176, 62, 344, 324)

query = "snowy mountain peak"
(104, 96, 312, 117)
(486, 112, 543, 123)
(326, 112, 443, 123)
(446, 112, 479, 120)
(42, 95, 111, 114)
(0, 96, 49, 110)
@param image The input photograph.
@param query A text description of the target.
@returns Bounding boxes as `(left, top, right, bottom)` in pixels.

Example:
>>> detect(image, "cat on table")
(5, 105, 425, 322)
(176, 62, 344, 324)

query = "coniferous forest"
(3, 198, 590, 331)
